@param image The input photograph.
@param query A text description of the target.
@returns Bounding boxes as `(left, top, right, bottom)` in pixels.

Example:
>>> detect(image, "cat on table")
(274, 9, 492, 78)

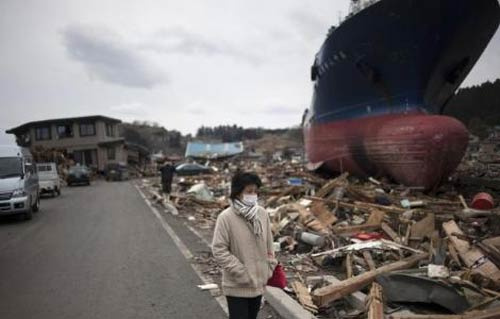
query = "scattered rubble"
(454, 132, 500, 193)
(140, 156, 500, 318)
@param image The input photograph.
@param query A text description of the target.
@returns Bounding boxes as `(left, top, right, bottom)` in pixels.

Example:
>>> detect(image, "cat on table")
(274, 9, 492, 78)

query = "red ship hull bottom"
(304, 113, 469, 190)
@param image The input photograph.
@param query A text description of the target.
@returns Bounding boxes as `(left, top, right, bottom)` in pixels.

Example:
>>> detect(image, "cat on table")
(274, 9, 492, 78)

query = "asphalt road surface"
(0, 181, 226, 319)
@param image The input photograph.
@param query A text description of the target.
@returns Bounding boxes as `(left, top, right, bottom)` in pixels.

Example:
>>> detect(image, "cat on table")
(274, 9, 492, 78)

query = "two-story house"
(6, 116, 127, 171)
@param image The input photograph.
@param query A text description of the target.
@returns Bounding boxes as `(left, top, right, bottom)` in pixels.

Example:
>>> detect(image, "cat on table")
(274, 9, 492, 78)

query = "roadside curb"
(264, 287, 317, 319)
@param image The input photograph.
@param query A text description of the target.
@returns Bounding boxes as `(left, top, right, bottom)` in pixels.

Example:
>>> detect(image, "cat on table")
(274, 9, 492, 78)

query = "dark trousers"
(161, 179, 172, 194)
(226, 295, 262, 319)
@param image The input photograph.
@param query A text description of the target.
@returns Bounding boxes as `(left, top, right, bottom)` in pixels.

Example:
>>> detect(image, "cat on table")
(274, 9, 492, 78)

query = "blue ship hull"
(308, 0, 500, 125)
(303, 0, 500, 189)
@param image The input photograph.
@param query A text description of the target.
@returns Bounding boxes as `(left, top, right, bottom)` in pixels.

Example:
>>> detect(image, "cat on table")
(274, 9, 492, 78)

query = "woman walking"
(212, 172, 277, 319)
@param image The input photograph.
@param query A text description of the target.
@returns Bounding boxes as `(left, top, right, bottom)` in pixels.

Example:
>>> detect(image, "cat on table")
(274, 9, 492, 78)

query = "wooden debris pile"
(263, 172, 500, 318)
(142, 159, 500, 318)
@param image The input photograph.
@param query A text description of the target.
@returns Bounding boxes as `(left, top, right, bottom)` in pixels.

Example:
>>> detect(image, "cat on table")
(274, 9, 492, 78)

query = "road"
(0, 181, 226, 319)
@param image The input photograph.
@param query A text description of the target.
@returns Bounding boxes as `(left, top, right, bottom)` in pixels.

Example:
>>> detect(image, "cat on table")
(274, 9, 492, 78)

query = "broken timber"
(381, 222, 401, 244)
(315, 172, 348, 198)
(304, 196, 405, 214)
(310, 202, 337, 227)
(294, 203, 330, 235)
(366, 282, 384, 319)
(312, 253, 428, 307)
(333, 210, 385, 235)
(346, 253, 353, 278)
(291, 281, 318, 314)
(363, 251, 377, 271)
(443, 220, 500, 286)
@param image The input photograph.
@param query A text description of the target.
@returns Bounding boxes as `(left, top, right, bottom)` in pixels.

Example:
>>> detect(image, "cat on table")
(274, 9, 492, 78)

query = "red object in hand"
(267, 264, 287, 289)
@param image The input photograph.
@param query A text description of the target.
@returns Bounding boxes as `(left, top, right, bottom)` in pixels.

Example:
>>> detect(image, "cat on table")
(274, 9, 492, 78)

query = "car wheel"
(32, 195, 40, 212)
(24, 201, 33, 220)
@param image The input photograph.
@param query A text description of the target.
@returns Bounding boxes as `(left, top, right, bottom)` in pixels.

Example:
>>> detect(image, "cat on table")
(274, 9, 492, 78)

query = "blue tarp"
(185, 141, 244, 159)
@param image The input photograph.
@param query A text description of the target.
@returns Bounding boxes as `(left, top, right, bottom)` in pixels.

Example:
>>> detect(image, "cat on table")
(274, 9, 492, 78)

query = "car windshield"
(69, 166, 88, 174)
(37, 165, 54, 174)
(0, 157, 23, 179)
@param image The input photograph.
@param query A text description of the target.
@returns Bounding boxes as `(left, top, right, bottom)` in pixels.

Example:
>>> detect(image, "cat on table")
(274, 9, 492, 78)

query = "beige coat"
(212, 205, 277, 298)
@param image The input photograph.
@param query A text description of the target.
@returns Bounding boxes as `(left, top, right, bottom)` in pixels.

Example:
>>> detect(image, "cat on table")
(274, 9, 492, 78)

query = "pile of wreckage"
(147, 160, 500, 319)
(456, 133, 500, 180)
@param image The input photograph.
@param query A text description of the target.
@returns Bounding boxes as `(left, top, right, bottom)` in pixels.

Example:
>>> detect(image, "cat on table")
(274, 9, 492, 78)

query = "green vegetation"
(445, 79, 500, 138)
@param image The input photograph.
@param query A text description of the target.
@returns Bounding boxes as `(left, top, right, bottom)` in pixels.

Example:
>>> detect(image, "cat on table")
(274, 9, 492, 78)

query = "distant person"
(212, 172, 277, 319)
(159, 162, 175, 196)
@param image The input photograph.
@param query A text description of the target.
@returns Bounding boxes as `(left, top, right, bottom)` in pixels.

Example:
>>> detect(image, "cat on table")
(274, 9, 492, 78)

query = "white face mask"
(242, 194, 258, 205)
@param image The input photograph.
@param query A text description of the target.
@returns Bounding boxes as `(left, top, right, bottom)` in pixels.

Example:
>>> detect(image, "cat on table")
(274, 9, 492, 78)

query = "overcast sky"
(1, 0, 499, 145)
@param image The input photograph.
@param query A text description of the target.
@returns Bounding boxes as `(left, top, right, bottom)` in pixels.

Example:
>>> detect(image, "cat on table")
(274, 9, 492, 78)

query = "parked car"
(0, 146, 40, 220)
(67, 165, 91, 186)
(37, 162, 61, 197)
(175, 163, 212, 176)
(105, 163, 129, 181)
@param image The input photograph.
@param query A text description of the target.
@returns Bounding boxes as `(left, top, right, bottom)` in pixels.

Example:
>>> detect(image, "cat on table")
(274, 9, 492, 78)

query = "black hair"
(230, 172, 262, 200)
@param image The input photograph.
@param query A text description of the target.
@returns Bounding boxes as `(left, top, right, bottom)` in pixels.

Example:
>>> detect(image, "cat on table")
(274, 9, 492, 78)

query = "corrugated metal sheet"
(185, 142, 244, 159)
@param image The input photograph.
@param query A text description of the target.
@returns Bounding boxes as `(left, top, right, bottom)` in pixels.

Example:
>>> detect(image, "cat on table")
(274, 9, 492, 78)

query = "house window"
(57, 124, 73, 138)
(80, 123, 96, 137)
(35, 127, 51, 140)
(107, 147, 116, 160)
(106, 123, 115, 137)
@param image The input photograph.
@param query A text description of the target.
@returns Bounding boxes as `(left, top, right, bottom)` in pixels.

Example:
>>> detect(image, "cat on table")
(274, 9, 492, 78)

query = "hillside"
(445, 79, 500, 138)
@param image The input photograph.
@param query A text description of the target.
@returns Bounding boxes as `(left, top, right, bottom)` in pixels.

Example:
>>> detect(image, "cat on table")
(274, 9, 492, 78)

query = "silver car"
(0, 146, 40, 220)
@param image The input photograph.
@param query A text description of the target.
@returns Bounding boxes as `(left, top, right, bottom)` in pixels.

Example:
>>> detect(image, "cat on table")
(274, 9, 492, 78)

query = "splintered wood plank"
(311, 202, 337, 226)
(353, 201, 406, 214)
(443, 220, 500, 285)
(266, 186, 295, 207)
(346, 253, 353, 278)
(459, 195, 469, 209)
(367, 282, 384, 319)
(322, 275, 366, 311)
(291, 281, 318, 314)
(333, 209, 385, 235)
(333, 223, 380, 235)
(448, 242, 462, 267)
(313, 253, 428, 307)
(381, 222, 401, 244)
(403, 224, 412, 246)
(293, 203, 330, 235)
(366, 209, 386, 225)
(316, 172, 348, 198)
(410, 213, 435, 239)
(363, 251, 377, 271)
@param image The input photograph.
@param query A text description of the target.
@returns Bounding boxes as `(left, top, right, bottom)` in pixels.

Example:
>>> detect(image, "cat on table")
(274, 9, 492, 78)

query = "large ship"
(303, 0, 500, 190)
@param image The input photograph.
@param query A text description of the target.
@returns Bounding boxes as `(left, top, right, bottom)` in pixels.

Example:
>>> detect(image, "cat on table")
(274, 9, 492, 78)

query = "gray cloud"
(142, 27, 262, 64)
(62, 25, 166, 89)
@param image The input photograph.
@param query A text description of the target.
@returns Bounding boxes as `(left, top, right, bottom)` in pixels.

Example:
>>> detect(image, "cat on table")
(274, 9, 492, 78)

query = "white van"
(37, 162, 61, 197)
(0, 146, 40, 220)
